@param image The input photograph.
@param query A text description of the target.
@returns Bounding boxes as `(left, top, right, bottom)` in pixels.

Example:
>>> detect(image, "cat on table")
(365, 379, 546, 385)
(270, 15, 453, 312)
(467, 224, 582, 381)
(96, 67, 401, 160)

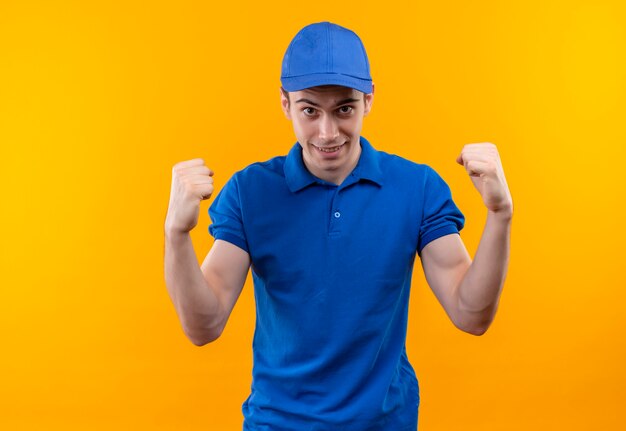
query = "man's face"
(280, 84, 374, 182)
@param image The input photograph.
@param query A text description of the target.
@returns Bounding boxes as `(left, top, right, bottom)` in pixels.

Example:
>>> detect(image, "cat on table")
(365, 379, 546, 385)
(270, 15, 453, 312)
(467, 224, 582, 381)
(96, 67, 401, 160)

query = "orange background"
(1, 0, 625, 429)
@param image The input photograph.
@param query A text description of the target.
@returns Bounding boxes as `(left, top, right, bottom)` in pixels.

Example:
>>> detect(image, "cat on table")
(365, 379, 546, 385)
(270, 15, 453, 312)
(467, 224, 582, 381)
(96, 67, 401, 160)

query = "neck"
(305, 144, 362, 186)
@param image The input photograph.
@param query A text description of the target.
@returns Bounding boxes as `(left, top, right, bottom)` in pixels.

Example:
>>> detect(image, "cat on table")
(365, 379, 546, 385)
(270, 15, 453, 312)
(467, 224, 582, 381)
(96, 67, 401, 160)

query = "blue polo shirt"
(208, 136, 464, 431)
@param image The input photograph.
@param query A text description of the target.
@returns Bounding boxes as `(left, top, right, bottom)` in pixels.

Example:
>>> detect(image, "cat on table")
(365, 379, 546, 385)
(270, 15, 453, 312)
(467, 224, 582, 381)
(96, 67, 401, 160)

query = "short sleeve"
(417, 166, 465, 257)
(208, 174, 249, 253)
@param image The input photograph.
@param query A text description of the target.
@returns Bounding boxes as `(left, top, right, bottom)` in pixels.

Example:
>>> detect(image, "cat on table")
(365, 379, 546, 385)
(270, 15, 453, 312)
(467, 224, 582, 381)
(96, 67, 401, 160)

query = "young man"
(164, 21, 513, 431)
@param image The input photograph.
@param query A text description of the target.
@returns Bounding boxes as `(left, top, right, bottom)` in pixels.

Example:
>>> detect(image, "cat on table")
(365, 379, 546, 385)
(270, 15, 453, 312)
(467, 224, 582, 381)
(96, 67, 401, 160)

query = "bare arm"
(420, 208, 512, 335)
(164, 158, 251, 346)
(164, 231, 250, 346)
(420, 142, 513, 335)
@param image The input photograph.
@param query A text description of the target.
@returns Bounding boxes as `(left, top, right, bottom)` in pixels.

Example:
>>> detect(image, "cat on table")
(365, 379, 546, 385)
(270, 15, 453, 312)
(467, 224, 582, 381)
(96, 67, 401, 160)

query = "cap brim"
(281, 73, 372, 94)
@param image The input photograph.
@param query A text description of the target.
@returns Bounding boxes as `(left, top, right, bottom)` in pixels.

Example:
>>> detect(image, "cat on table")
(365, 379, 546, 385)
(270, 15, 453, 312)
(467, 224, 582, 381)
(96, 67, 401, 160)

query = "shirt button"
(334, 211, 341, 218)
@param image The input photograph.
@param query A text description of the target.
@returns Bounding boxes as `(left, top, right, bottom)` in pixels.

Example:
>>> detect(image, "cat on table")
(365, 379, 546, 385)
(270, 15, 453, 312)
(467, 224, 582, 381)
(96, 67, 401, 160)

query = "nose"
(318, 114, 340, 143)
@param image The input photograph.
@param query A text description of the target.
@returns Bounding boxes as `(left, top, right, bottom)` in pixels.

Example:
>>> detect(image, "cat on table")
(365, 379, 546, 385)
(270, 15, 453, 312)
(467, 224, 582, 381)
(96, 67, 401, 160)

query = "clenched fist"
(165, 158, 214, 234)
(456, 142, 513, 215)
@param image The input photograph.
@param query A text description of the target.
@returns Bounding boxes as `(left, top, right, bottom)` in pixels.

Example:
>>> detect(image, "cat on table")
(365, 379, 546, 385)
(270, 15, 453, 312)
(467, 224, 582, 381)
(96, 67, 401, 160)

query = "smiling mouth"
(313, 142, 345, 153)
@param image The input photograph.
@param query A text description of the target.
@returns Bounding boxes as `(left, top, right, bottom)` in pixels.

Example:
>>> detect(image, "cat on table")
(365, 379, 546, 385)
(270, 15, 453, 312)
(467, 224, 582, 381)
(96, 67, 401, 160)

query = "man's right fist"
(165, 158, 214, 234)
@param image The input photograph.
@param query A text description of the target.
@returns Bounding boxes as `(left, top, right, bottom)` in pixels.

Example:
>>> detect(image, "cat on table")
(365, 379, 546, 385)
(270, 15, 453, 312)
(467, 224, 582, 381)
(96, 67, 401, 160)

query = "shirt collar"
(284, 135, 384, 193)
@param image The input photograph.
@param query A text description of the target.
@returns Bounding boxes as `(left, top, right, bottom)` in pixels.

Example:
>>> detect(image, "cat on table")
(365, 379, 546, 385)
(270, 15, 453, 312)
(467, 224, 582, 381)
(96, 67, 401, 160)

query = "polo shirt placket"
(329, 185, 342, 237)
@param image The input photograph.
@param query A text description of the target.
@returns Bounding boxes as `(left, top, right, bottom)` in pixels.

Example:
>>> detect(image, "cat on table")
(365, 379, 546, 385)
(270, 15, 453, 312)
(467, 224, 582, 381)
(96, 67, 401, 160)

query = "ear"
(363, 82, 374, 117)
(280, 87, 292, 120)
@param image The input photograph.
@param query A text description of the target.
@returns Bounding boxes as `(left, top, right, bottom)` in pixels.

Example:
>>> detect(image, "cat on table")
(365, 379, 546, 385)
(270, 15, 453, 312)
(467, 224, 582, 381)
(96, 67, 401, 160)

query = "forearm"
(456, 208, 512, 332)
(164, 228, 223, 343)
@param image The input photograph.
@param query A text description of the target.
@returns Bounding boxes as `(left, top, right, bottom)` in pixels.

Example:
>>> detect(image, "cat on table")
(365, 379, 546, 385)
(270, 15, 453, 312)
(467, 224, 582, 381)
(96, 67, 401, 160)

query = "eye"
(338, 106, 354, 114)
(302, 107, 316, 116)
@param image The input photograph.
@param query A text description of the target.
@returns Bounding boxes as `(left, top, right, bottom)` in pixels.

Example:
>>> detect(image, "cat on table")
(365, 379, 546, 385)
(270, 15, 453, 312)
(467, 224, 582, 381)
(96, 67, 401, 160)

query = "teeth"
(317, 144, 342, 152)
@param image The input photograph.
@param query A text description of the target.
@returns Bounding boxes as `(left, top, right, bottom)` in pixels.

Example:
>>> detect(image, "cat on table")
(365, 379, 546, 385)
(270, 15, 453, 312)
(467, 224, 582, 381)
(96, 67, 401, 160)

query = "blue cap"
(281, 22, 373, 94)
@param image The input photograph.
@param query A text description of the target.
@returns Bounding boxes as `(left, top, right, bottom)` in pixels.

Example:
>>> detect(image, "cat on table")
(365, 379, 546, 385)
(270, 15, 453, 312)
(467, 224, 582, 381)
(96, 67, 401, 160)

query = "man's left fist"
(456, 142, 513, 215)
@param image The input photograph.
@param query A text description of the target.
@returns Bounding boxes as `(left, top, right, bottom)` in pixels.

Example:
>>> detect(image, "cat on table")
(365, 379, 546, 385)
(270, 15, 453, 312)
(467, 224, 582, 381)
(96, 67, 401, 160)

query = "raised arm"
(164, 158, 250, 346)
(420, 142, 513, 336)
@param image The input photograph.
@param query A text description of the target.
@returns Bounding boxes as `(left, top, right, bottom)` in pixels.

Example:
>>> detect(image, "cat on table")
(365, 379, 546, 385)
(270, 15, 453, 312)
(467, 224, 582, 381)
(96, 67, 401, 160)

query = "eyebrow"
(295, 97, 360, 107)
